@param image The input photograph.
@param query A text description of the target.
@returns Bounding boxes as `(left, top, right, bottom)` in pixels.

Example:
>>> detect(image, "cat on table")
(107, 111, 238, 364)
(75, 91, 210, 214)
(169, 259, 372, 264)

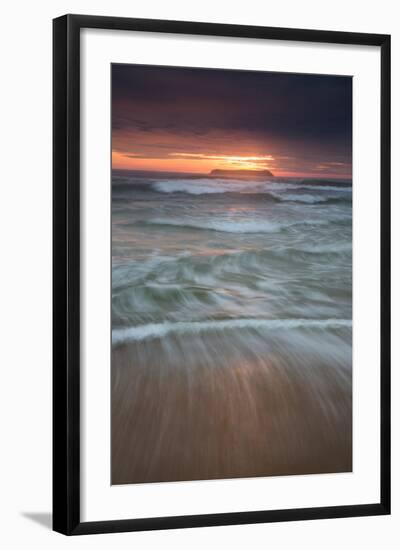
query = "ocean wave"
(270, 192, 350, 204)
(298, 185, 352, 193)
(142, 216, 333, 234)
(151, 179, 270, 195)
(150, 179, 351, 196)
(112, 243, 352, 295)
(112, 318, 352, 345)
(112, 244, 352, 304)
(270, 192, 328, 204)
(145, 218, 283, 233)
(297, 178, 351, 188)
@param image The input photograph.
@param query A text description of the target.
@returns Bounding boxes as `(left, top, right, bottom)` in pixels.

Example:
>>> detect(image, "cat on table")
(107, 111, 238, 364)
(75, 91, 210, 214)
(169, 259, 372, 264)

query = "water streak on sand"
(112, 317, 352, 345)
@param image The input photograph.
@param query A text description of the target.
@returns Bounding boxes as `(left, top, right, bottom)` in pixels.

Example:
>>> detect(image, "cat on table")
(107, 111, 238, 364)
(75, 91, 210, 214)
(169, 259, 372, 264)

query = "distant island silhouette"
(209, 169, 274, 178)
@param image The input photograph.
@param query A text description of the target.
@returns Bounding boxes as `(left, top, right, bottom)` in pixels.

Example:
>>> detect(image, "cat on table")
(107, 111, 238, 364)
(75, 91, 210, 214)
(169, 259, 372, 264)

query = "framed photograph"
(53, 14, 390, 535)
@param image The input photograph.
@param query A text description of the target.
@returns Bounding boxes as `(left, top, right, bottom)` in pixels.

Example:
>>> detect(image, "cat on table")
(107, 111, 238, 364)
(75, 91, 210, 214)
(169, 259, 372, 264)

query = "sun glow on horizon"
(112, 149, 351, 179)
(112, 150, 278, 173)
(170, 153, 275, 171)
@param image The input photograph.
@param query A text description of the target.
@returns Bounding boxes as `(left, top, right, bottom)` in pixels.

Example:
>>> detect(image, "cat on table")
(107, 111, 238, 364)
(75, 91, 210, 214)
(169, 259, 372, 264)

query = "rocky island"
(209, 169, 274, 178)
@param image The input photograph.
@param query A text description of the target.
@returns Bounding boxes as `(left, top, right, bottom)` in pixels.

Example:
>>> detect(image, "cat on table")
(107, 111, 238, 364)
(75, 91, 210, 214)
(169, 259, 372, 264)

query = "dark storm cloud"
(113, 65, 351, 138)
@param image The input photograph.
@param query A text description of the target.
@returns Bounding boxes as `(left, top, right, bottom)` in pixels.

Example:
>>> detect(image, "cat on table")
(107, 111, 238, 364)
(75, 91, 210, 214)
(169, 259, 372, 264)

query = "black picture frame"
(53, 14, 391, 535)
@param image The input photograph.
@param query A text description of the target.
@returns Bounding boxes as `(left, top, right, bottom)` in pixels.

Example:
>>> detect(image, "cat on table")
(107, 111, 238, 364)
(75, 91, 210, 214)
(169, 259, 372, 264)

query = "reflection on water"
(111, 172, 352, 484)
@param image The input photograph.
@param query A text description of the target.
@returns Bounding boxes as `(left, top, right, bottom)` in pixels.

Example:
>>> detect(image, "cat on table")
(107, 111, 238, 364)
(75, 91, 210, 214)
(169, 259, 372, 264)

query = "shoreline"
(111, 333, 352, 485)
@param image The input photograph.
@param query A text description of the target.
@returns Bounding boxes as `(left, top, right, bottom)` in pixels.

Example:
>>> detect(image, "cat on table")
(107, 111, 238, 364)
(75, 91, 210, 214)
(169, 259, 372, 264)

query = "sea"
(111, 169, 352, 484)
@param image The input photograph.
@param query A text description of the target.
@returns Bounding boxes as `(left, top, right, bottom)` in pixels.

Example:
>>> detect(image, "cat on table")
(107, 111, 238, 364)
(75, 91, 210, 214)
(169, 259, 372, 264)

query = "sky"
(112, 64, 352, 178)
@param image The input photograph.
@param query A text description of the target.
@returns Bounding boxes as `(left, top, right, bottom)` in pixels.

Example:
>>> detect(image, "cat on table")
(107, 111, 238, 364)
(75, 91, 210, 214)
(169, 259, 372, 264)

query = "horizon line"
(112, 167, 352, 180)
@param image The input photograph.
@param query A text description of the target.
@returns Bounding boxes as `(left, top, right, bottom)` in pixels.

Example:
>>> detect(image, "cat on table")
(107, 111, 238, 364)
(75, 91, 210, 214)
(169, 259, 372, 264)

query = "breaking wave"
(150, 178, 351, 197)
(144, 217, 283, 233)
(112, 318, 352, 345)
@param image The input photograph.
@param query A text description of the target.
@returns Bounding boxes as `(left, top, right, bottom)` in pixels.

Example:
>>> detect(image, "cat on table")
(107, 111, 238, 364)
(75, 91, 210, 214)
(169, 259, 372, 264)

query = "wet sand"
(111, 331, 352, 485)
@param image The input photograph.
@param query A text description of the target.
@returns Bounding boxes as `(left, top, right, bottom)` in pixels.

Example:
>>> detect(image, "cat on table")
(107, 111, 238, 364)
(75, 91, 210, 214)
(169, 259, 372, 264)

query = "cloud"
(112, 64, 352, 175)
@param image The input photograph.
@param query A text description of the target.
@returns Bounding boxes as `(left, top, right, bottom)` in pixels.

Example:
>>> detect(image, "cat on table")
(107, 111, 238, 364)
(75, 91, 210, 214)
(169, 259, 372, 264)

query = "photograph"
(111, 64, 353, 485)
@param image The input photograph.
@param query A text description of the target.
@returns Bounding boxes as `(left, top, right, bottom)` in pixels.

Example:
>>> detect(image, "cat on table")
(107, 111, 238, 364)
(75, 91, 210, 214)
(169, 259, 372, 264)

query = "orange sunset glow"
(112, 151, 279, 174)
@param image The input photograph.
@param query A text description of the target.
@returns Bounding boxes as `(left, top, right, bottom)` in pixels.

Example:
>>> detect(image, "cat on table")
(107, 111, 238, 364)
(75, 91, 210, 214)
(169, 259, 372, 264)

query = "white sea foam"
(152, 179, 268, 195)
(147, 218, 282, 233)
(112, 318, 352, 345)
(270, 193, 328, 204)
(303, 185, 352, 193)
(152, 179, 295, 195)
(153, 179, 223, 194)
(151, 178, 351, 196)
